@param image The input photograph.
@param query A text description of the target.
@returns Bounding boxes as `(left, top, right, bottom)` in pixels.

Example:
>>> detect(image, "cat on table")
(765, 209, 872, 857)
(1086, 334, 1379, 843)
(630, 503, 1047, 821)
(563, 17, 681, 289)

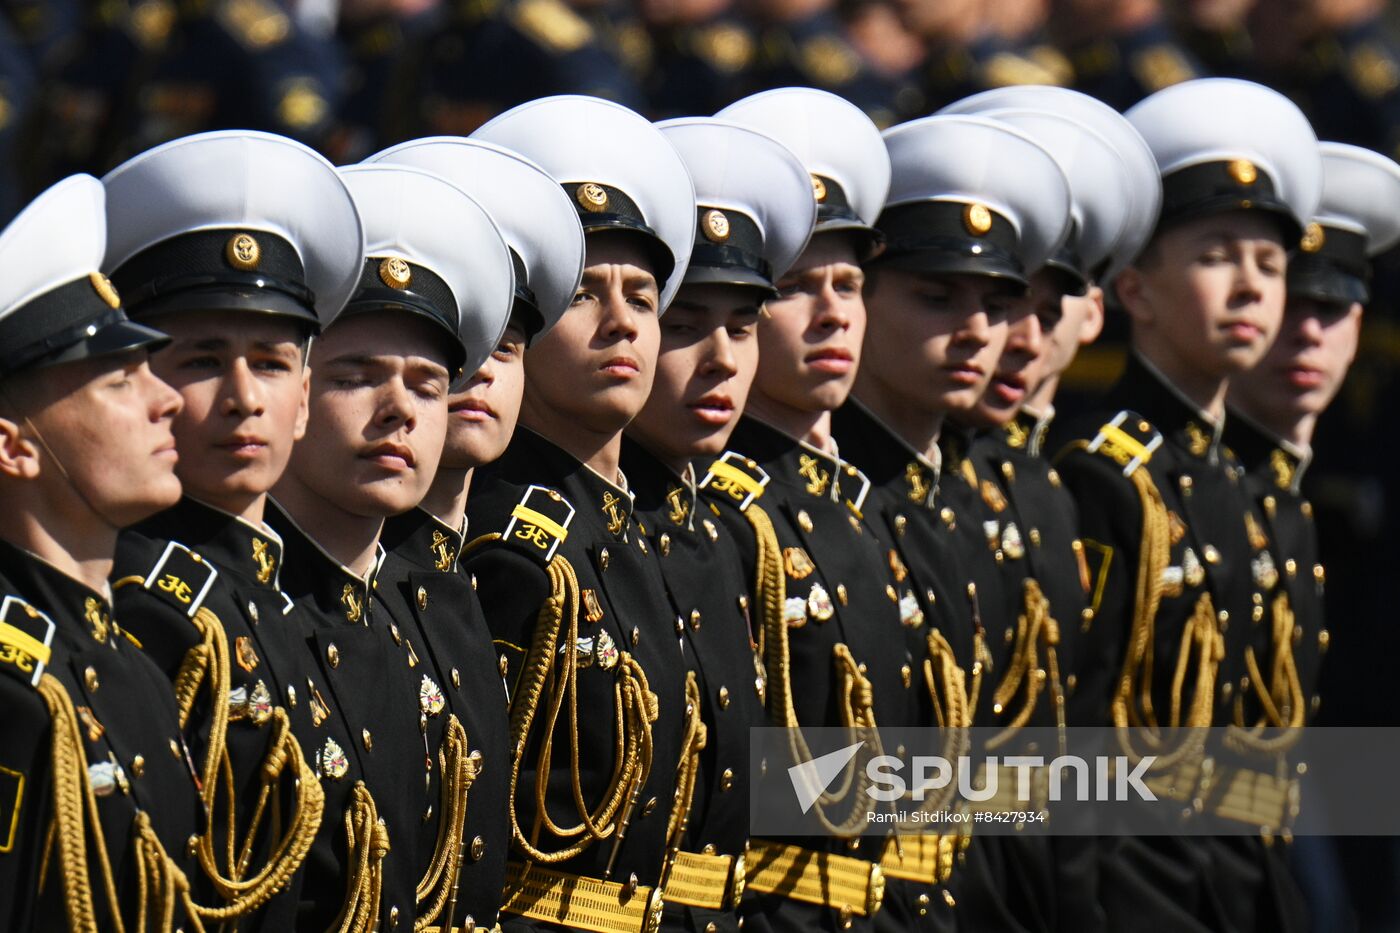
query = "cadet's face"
(145, 313, 309, 515)
(754, 235, 866, 416)
(969, 274, 1051, 427)
(1231, 296, 1362, 421)
(441, 322, 528, 470)
(17, 351, 184, 527)
(522, 234, 661, 436)
(1121, 212, 1287, 379)
(289, 312, 452, 517)
(628, 283, 763, 464)
(862, 268, 1014, 416)
(1039, 284, 1104, 388)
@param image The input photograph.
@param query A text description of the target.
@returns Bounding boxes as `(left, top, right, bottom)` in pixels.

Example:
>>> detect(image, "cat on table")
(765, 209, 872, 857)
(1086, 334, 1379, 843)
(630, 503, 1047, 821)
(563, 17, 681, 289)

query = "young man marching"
(622, 116, 815, 933)
(463, 96, 697, 933)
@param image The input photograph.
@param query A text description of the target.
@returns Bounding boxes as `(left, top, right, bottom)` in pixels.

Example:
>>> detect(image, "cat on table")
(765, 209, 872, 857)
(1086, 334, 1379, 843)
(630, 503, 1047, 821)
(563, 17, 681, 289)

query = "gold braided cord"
(504, 555, 655, 865)
(659, 672, 708, 889)
(1103, 457, 1224, 768)
(1225, 592, 1304, 756)
(162, 606, 324, 920)
(38, 672, 119, 933)
(415, 715, 480, 929)
(901, 630, 970, 824)
(742, 503, 877, 837)
(329, 781, 391, 933)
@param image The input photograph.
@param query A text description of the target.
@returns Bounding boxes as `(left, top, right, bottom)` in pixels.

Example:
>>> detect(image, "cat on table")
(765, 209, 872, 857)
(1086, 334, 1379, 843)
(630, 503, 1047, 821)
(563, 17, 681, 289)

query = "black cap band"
(1157, 159, 1299, 240)
(111, 229, 318, 326)
(1042, 219, 1090, 297)
(341, 257, 466, 372)
(0, 276, 168, 375)
(685, 206, 775, 294)
(565, 181, 676, 287)
(872, 201, 1028, 286)
(1287, 224, 1371, 305)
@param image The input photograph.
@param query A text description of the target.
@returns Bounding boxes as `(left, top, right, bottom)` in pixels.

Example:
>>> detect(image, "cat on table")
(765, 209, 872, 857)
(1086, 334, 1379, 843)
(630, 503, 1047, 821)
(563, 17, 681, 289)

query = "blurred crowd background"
(1, 0, 1400, 925)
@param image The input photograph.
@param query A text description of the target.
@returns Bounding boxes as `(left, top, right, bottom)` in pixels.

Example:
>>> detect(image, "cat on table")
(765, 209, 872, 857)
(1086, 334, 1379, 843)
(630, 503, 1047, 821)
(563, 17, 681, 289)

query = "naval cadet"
(835, 111, 1072, 933)
(368, 134, 588, 933)
(935, 90, 1144, 729)
(270, 161, 516, 931)
(101, 130, 365, 928)
(621, 115, 816, 933)
(711, 87, 910, 933)
(1052, 78, 1321, 931)
(1229, 141, 1400, 717)
(0, 174, 203, 931)
(462, 95, 696, 933)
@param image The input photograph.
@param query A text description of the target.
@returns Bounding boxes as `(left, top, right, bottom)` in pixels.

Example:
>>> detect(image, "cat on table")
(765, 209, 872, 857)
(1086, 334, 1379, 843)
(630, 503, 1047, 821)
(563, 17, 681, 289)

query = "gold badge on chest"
(797, 454, 831, 497)
(783, 547, 816, 580)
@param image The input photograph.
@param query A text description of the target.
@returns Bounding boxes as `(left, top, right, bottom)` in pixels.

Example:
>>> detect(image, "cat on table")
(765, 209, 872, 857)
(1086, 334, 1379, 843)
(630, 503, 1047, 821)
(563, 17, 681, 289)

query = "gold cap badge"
(964, 202, 993, 236)
(811, 174, 828, 203)
(576, 182, 610, 212)
(379, 256, 412, 289)
(225, 233, 261, 271)
(1299, 222, 1326, 253)
(89, 272, 120, 309)
(1227, 159, 1258, 185)
(702, 209, 730, 242)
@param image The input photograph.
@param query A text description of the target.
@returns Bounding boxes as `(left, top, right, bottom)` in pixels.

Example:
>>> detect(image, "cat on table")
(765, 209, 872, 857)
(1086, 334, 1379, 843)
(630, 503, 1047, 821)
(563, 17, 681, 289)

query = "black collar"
(134, 497, 286, 589)
(1223, 409, 1311, 494)
(0, 537, 117, 648)
(620, 435, 697, 531)
(1114, 354, 1225, 465)
(264, 501, 383, 625)
(831, 400, 940, 510)
(380, 508, 465, 573)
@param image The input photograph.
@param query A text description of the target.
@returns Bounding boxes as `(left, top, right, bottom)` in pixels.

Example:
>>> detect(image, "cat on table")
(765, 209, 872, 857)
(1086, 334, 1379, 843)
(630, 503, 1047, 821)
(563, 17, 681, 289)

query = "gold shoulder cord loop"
(415, 714, 480, 930)
(660, 672, 708, 888)
(1102, 451, 1224, 768)
(743, 503, 878, 836)
(329, 781, 391, 933)
(504, 554, 655, 866)
(1225, 591, 1304, 755)
(164, 606, 324, 921)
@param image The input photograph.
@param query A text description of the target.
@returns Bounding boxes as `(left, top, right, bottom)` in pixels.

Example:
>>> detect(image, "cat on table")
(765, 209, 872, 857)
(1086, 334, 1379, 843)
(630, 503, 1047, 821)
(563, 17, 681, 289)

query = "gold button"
(675, 616, 686, 635)
(84, 667, 99, 692)
(631, 626, 640, 646)
(187, 834, 200, 858)
(703, 843, 717, 855)
(169, 738, 182, 760)
(660, 533, 671, 556)
(416, 586, 428, 610)
(389, 906, 399, 927)
(885, 585, 898, 602)
(895, 515, 907, 536)
(1285, 558, 1297, 577)
(327, 644, 340, 668)
(720, 768, 734, 791)
(836, 584, 848, 605)
(471, 835, 486, 860)
(390, 624, 401, 645)
(287, 685, 297, 707)
(471, 574, 478, 590)
(1203, 545, 1221, 565)
(1179, 475, 1193, 494)
(1029, 528, 1041, 547)
(362, 729, 373, 751)
(638, 538, 648, 555)
(247, 601, 259, 623)
(499, 655, 509, 677)
(131, 755, 145, 778)
(625, 873, 639, 898)
(943, 890, 957, 907)
(1313, 564, 1326, 585)
(463, 917, 476, 933)
(797, 510, 813, 533)
(900, 665, 912, 688)
(1318, 630, 1330, 652)
(706, 924, 718, 933)
(718, 686, 730, 709)
(690, 609, 702, 630)
(599, 548, 610, 570)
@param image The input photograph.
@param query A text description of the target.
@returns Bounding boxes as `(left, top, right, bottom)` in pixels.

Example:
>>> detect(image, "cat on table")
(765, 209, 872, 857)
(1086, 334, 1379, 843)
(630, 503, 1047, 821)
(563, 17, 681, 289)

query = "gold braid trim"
(329, 781, 391, 933)
(904, 630, 971, 822)
(985, 580, 1068, 757)
(416, 715, 480, 929)
(741, 503, 878, 836)
(659, 672, 708, 889)
(1106, 459, 1224, 767)
(163, 606, 324, 920)
(505, 555, 655, 866)
(1225, 592, 1304, 756)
